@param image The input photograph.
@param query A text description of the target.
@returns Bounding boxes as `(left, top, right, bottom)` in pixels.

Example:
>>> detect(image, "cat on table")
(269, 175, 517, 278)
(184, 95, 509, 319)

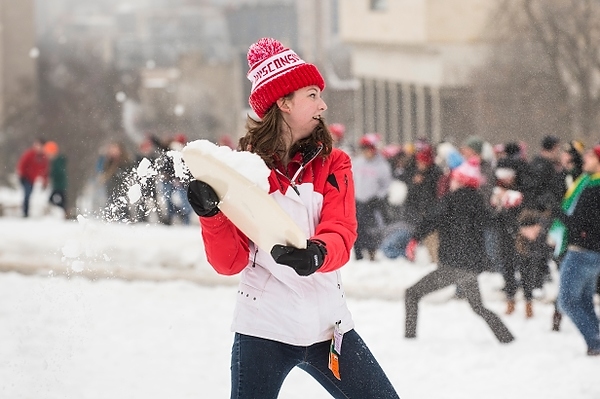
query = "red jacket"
(200, 147, 357, 275)
(17, 148, 49, 184)
(198, 147, 358, 345)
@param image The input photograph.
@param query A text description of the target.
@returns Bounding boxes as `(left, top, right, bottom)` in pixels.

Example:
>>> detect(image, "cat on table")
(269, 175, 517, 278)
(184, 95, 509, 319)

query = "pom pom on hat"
(246, 38, 325, 118)
(451, 156, 483, 188)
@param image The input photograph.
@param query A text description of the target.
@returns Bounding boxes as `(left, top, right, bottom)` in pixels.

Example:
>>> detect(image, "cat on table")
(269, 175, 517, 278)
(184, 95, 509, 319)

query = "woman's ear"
(277, 97, 291, 114)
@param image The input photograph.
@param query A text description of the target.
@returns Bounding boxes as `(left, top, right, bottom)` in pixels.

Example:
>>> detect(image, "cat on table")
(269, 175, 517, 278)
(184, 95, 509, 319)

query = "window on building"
(370, 0, 387, 11)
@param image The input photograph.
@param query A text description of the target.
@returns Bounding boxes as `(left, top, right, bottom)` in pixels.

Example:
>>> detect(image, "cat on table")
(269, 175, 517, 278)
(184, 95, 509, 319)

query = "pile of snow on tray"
(183, 139, 271, 192)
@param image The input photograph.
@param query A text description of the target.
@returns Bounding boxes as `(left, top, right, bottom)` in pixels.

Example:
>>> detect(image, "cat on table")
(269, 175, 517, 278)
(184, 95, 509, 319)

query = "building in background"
(0, 0, 37, 130)
(339, 0, 495, 146)
(0, 0, 38, 191)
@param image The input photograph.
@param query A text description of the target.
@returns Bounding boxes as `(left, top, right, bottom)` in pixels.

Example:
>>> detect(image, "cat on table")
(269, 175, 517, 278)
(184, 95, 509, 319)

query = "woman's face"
(279, 85, 327, 144)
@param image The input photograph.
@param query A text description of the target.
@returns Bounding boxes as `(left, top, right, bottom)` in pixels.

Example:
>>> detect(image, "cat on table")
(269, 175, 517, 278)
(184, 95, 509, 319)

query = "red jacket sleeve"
(199, 212, 250, 275)
(312, 150, 358, 272)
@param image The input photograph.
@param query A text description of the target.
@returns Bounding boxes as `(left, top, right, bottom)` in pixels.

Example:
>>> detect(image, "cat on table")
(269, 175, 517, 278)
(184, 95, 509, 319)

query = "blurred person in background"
(460, 135, 495, 202)
(351, 132, 392, 261)
(560, 140, 585, 189)
(461, 136, 500, 274)
(100, 141, 133, 222)
(402, 141, 443, 263)
(526, 135, 565, 212)
(491, 142, 530, 315)
(153, 133, 192, 225)
(380, 143, 460, 261)
(381, 142, 410, 223)
(404, 157, 514, 343)
(551, 140, 586, 330)
(133, 138, 161, 223)
(512, 209, 553, 318)
(329, 122, 352, 154)
(552, 144, 600, 356)
(16, 138, 49, 217)
(43, 141, 68, 218)
(521, 135, 566, 300)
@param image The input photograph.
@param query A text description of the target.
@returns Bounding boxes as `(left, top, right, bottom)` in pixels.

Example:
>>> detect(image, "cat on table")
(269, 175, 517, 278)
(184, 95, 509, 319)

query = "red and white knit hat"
(451, 156, 483, 188)
(247, 38, 325, 118)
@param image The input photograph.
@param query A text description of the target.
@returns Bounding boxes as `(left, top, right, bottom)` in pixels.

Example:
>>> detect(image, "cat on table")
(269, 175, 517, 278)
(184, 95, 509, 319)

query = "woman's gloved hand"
(271, 240, 327, 276)
(187, 180, 220, 217)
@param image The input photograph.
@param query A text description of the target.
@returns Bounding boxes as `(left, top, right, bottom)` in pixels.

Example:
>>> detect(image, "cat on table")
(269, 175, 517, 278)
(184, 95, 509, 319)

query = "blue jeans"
(380, 227, 412, 259)
(558, 248, 600, 351)
(20, 178, 34, 217)
(162, 180, 191, 225)
(230, 331, 399, 399)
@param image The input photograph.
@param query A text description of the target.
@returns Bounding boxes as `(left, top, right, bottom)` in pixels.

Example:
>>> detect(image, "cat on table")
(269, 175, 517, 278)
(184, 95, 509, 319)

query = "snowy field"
(0, 216, 598, 399)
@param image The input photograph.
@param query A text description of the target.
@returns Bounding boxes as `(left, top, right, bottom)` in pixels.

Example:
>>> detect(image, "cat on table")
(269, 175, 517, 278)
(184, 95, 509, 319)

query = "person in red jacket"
(186, 38, 399, 398)
(16, 138, 49, 217)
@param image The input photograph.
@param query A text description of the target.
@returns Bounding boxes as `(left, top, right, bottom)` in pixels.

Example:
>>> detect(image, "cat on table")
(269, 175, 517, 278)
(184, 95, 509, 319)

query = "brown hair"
(238, 93, 333, 168)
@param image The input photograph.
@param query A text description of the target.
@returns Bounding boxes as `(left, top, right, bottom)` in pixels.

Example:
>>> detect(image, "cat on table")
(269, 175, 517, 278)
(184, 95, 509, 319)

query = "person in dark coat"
(525, 135, 565, 211)
(404, 157, 515, 343)
(43, 141, 68, 217)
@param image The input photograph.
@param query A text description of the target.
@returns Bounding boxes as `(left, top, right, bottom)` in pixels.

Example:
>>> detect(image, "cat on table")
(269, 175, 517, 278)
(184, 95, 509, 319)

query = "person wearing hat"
(352, 132, 393, 261)
(328, 123, 348, 151)
(402, 142, 443, 263)
(404, 157, 515, 343)
(552, 144, 600, 356)
(43, 141, 68, 217)
(186, 38, 399, 397)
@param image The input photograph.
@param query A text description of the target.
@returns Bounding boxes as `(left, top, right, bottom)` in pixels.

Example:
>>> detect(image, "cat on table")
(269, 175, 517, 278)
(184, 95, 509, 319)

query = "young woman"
(187, 38, 399, 399)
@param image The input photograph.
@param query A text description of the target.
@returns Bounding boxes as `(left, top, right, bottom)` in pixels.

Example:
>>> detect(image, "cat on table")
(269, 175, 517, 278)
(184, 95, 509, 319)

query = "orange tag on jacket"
(328, 351, 341, 380)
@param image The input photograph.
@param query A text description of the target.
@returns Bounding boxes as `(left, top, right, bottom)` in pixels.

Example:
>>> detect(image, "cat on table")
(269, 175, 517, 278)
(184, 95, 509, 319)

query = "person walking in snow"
(404, 157, 515, 344)
(16, 138, 49, 217)
(186, 38, 399, 398)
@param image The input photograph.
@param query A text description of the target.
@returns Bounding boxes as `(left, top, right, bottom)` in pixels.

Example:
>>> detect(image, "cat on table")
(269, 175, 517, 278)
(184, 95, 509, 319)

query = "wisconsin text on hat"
(248, 49, 305, 91)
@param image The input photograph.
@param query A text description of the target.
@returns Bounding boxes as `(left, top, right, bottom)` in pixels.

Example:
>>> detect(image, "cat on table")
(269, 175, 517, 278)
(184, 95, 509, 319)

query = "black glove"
(271, 240, 327, 276)
(187, 180, 220, 217)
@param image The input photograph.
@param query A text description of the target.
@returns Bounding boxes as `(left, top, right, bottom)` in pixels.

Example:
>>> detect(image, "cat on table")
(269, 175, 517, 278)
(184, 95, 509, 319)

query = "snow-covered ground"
(1, 214, 598, 399)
